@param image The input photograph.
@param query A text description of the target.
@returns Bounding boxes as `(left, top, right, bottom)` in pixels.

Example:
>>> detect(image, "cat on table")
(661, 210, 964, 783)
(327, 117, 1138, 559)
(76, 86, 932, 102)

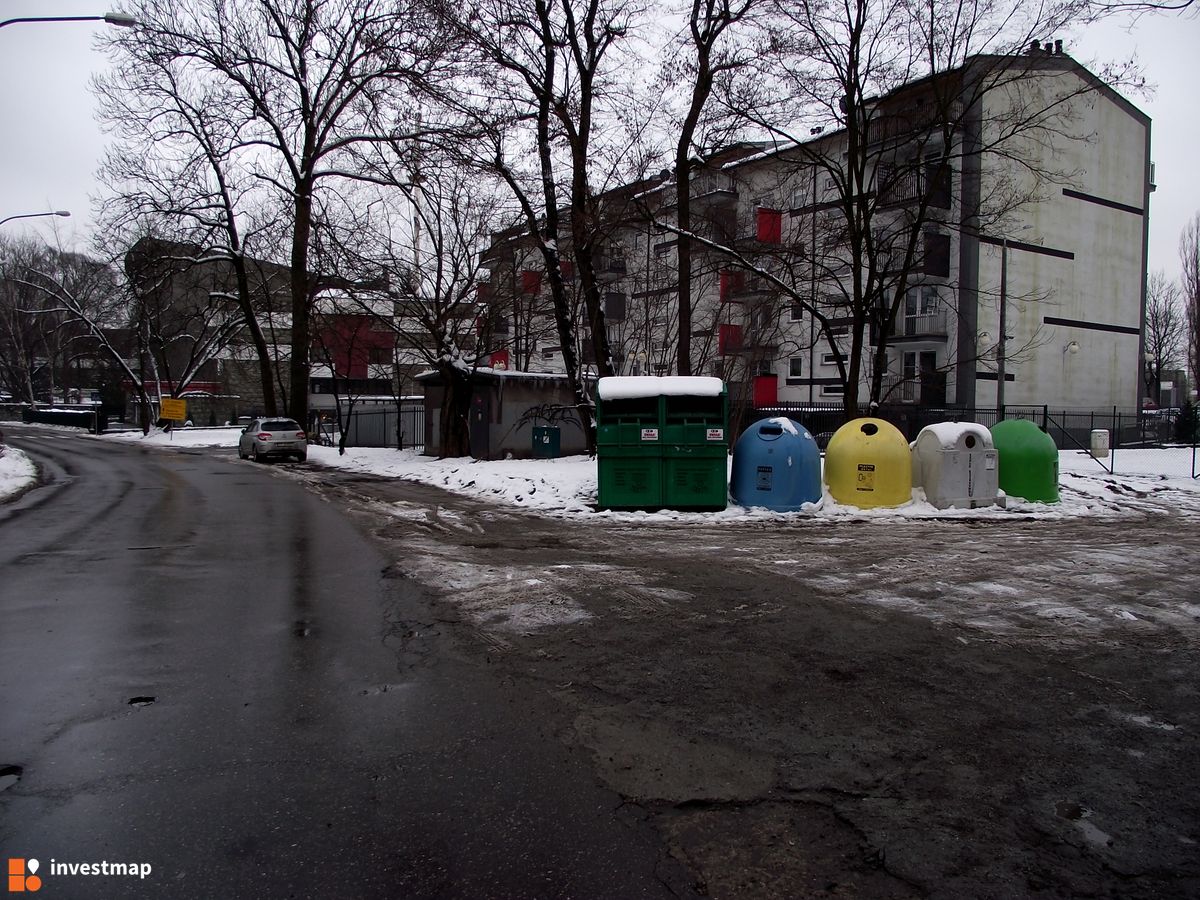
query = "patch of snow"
(596, 375, 723, 400)
(0, 445, 37, 501)
(913, 421, 993, 450)
(767, 416, 799, 435)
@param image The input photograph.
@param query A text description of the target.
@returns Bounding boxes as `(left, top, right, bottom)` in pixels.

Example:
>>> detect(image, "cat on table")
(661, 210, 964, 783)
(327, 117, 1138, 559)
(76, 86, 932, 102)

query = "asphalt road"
(0, 428, 692, 899)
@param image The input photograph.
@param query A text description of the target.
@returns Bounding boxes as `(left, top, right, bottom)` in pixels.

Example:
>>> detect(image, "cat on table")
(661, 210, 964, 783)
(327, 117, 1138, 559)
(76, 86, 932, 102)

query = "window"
(541, 346, 560, 360)
(821, 352, 844, 366)
(789, 357, 804, 377)
(367, 346, 390, 365)
(820, 384, 844, 396)
(789, 303, 804, 322)
(604, 292, 626, 322)
(493, 315, 510, 335)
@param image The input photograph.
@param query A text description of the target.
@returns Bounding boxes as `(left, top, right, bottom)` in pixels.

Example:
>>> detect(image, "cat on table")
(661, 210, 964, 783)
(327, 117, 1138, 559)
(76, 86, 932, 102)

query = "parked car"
(238, 418, 307, 463)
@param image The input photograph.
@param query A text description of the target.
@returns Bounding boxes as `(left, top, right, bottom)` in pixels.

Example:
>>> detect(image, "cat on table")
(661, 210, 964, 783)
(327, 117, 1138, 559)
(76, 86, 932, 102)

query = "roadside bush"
(1174, 401, 1199, 443)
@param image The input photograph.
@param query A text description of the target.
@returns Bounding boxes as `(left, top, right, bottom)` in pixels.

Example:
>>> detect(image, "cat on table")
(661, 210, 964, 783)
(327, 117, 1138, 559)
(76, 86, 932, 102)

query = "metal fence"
(327, 404, 425, 452)
(747, 402, 1200, 479)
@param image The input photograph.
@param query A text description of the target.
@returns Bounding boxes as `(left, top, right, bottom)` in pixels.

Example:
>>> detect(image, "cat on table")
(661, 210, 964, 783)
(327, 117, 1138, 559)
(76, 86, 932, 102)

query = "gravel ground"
(304, 465, 1200, 899)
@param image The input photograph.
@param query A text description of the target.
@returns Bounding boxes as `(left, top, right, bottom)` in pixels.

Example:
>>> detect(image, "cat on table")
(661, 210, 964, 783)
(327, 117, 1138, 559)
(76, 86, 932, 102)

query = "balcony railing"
(890, 310, 948, 339)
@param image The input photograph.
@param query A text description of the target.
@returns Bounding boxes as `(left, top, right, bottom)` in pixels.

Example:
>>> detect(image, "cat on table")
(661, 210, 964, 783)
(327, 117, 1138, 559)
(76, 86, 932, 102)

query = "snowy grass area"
(93, 425, 1200, 522)
(0, 444, 37, 501)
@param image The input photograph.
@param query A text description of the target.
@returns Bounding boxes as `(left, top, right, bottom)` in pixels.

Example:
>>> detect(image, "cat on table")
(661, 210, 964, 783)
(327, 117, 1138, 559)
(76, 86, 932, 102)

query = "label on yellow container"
(856, 463, 875, 491)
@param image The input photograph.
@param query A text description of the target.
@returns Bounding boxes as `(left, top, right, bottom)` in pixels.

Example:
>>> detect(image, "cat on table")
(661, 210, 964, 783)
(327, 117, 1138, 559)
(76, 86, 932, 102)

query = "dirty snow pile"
(0, 443, 37, 501)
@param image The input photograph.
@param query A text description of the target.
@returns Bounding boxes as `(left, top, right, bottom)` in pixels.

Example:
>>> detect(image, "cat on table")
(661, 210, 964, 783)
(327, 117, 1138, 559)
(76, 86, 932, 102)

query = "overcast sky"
(0, 1, 1196, 280)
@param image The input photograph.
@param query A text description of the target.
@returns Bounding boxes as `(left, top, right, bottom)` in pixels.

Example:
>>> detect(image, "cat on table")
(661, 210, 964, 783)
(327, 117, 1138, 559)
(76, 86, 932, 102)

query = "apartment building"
(480, 47, 1152, 414)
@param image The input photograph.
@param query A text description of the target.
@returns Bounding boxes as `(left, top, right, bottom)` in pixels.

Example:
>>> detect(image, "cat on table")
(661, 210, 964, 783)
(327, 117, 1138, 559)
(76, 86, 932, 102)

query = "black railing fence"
(747, 402, 1200, 479)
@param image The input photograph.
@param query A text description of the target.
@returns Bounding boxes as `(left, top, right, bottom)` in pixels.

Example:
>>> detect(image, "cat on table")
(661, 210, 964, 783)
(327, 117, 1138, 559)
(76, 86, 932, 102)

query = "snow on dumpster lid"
(916, 421, 993, 450)
(596, 375, 725, 400)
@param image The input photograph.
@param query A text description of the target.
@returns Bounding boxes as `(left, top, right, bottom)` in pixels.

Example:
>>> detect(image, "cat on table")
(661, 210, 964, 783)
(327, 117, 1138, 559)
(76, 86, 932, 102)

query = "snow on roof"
(915, 421, 993, 450)
(597, 376, 724, 400)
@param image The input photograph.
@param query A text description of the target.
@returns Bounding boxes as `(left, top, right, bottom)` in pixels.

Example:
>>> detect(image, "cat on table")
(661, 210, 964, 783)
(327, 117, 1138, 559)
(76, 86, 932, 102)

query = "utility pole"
(996, 239, 1008, 418)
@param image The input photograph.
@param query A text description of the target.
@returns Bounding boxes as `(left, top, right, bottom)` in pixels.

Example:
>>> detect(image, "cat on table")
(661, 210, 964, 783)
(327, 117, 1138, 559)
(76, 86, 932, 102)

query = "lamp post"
(0, 211, 71, 227)
(0, 12, 137, 30)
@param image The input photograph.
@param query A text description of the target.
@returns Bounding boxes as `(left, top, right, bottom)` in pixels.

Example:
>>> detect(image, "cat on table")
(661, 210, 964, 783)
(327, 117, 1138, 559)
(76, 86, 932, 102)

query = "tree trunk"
(439, 365, 472, 458)
(287, 182, 314, 430)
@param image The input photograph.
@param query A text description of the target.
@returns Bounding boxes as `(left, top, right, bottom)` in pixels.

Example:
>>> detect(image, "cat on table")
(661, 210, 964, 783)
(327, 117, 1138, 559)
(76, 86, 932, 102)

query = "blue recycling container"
(730, 417, 822, 511)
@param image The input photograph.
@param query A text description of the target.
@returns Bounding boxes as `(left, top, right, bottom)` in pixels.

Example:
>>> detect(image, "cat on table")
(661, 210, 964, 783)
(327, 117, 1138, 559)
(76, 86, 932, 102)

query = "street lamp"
(0, 12, 138, 30)
(0, 211, 71, 227)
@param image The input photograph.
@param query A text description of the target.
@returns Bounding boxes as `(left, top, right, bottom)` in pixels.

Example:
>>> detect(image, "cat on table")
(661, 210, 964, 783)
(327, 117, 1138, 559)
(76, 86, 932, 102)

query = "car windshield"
(262, 420, 301, 431)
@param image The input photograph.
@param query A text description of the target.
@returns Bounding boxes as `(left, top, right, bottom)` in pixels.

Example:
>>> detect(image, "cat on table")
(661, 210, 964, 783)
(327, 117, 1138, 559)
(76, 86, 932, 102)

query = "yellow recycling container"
(824, 418, 912, 509)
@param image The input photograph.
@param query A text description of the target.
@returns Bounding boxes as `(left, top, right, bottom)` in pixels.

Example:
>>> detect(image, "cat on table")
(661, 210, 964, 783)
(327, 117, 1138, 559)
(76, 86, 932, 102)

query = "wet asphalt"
(0, 428, 691, 899)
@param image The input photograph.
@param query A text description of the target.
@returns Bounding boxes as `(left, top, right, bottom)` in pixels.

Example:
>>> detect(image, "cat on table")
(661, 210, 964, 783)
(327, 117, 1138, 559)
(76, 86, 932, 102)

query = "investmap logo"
(7, 860, 40, 893)
(7, 857, 152, 892)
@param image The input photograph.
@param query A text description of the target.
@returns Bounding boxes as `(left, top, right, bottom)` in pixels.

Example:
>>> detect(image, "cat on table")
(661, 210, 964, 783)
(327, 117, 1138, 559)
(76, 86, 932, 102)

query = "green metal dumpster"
(596, 388, 663, 510)
(532, 425, 561, 459)
(596, 376, 727, 511)
(663, 391, 728, 511)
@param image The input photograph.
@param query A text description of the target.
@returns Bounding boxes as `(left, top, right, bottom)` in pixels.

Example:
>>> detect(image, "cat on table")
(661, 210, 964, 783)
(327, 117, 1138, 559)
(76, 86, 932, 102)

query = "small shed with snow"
(418, 368, 588, 459)
(911, 422, 1001, 510)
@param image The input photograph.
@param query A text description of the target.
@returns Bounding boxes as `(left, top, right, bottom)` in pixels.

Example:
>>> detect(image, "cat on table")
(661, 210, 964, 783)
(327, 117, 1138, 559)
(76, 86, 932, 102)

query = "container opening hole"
(760, 425, 783, 435)
(860, 423, 879, 436)
(965, 435, 976, 448)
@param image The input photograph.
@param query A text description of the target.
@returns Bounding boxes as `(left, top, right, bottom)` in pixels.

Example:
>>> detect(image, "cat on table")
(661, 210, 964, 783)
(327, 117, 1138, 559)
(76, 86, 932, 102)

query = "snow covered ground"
(94, 425, 1200, 521)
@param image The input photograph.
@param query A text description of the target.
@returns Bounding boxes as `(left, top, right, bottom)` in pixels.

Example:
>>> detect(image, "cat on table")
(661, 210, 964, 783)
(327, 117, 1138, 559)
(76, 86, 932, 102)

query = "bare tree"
(667, 0, 761, 376)
(679, 0, 1141, 414)
(438, 0, 649, 448)
(106, 0, 457, 430)
(1180, 213, 1200, 398)
(1143, 271, 1185, 404)
(318, 157, 507, 457)
(95, 41, 287, 415)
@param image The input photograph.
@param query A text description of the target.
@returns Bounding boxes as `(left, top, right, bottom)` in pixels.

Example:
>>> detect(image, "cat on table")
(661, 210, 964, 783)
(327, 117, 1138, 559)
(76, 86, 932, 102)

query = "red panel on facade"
(313, 314, 395, 379)
(718, 270, 745, 302)
(757, 208, 782, 244)
(489, 349, 510, 370)
(520, 270, 543, 295)
(718, 323, 743, 356)
(559, 259, 574, 279)
(753, 374, 778, 406)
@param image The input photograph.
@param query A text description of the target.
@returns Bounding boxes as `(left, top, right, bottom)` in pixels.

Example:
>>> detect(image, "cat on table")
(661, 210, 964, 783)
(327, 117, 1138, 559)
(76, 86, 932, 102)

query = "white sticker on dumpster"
(641, 428, 659, 441)
(707, 428, 724, 441)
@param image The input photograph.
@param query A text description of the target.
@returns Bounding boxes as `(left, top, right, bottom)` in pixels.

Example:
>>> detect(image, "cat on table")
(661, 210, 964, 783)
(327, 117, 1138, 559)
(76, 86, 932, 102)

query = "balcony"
(690, 173, 739, 209)
(878, 163, 952, 210)
(593, 255, 628, 282)
(890, 310, 948, 340)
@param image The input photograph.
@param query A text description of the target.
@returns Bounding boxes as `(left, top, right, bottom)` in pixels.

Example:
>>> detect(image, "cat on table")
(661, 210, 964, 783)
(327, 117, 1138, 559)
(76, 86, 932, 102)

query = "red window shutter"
(757, 208, 782, 244)
(718, 324, 743, 356)
(753, 374, 778, 406)
(719, 270, 745, 302)
(520, 270, 543, 295)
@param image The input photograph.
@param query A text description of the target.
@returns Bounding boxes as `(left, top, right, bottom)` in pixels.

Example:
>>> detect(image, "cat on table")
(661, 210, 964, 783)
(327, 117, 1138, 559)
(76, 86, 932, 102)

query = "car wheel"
(254, 445, 266, 463)
(296, 451, 307, 463)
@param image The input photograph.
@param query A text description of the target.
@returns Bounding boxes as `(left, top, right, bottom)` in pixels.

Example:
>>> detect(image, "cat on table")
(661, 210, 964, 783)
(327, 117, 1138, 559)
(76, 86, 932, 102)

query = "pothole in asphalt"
(294, 620, 313, 637)
(1056, 801, 1086, 820)
(127, 696, 156, 707)
(0, 765, 22, 792)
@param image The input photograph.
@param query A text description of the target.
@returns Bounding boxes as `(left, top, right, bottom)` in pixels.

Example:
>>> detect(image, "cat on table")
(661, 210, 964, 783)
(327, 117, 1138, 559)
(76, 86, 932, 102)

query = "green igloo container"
(990, 419, 1059, 503)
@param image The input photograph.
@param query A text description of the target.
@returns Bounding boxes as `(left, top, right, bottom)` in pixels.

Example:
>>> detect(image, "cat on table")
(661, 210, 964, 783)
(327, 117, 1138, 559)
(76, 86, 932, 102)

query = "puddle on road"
(127, 696, 156, 707)
(0, 765, 22, 792)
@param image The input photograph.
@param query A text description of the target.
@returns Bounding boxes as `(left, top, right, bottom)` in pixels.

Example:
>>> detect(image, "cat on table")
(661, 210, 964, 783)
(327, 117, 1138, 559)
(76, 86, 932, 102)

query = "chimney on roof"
(1054, 39, 1063, 55)
(1029, 39, 1040, 54)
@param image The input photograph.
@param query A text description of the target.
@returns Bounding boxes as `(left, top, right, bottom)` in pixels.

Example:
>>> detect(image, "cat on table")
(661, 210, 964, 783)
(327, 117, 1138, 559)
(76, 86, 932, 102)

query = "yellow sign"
(160, 398, 187, 421)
